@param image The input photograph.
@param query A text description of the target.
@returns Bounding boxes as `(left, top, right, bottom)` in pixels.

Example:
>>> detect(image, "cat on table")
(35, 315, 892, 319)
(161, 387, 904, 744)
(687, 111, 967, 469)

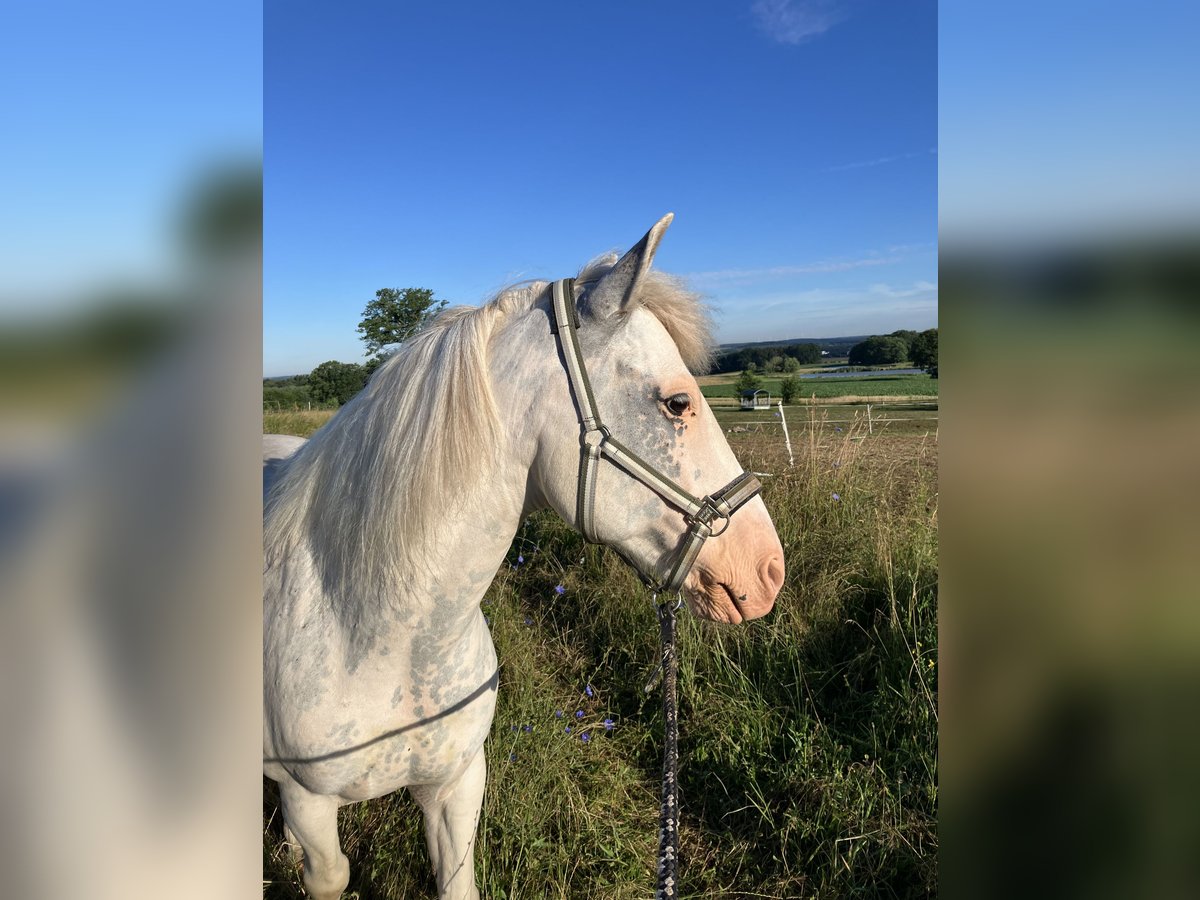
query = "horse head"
(516, 215, 785, 623)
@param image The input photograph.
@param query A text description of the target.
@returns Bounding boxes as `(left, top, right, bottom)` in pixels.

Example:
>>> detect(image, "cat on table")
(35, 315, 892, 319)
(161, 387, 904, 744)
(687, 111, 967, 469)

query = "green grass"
(263, 419, 938, 899)
(701, 373, 938, 400)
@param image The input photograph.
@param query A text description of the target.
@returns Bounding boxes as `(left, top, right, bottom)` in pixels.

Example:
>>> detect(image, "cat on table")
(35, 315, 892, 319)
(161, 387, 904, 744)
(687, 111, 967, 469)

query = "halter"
(549, 278, 762, 595)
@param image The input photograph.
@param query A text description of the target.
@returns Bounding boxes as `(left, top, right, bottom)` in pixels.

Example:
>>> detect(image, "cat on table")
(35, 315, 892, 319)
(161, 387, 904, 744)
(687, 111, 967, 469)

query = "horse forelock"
(576, 253, 716, 374)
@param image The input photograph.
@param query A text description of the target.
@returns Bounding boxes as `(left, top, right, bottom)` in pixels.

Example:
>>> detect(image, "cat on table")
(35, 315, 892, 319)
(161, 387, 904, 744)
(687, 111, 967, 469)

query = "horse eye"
(664, 393, 691, 417)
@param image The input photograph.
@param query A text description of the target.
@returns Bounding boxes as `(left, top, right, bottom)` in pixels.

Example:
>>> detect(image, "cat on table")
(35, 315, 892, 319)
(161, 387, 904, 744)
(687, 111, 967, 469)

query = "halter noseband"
(549, 278, 762, 595)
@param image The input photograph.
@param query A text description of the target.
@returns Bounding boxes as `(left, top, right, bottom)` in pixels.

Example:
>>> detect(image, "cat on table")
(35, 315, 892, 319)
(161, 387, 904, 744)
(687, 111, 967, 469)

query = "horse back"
(263, 433, 307, 499)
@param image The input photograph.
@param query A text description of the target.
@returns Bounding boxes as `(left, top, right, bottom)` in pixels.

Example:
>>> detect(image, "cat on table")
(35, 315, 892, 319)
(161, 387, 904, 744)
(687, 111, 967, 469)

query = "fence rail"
(707, 394, 937, 408)
(720, 397, 938, 451)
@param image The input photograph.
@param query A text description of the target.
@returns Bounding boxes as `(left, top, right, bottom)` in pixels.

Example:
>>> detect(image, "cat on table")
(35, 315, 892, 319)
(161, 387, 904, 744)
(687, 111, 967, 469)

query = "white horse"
(263, 215, 785, 899)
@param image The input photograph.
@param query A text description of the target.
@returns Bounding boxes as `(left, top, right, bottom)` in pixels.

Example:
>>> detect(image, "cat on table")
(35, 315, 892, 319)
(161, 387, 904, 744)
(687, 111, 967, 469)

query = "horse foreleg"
(278, 781, 350, 900)
(282, 822, 303, 864)
(410, 748, 486, 900)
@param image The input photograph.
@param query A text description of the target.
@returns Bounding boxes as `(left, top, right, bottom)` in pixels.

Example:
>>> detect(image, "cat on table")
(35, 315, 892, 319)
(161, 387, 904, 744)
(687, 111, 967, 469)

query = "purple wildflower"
(604, 718, 615, 731)
(575, 710, 584, 719)
(584, 684, 594, 698)
(554, 584, 565, 596)
(517, 554, 524, 564)
(565, 725, 572, 733)
(509, 752, 517, 761)
(554, 709, 563, 718)
(581, 733, 591, 743)
(832, 493, 840, 501)
(524, 616, 532, 625)
(522, 724, 532, 733)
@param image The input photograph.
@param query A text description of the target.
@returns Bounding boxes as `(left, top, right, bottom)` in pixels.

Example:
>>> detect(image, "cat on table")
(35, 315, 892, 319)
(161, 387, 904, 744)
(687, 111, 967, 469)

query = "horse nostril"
(759, 556, 785, 598)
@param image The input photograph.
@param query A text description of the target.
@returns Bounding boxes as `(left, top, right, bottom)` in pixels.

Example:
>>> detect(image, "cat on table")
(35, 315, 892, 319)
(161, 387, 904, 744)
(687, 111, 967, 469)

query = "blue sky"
(265, 1, 937, 374)
(0, 1, 262, 309)
(940, 2, 1200, 243)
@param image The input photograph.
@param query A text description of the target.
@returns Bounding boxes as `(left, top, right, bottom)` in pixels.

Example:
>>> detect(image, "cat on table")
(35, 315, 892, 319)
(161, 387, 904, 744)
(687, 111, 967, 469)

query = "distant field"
(700, 371, 938, 400)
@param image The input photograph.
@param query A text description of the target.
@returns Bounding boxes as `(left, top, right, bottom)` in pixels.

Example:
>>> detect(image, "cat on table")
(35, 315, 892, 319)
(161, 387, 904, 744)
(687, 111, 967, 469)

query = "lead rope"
(654, 597, 680, 899)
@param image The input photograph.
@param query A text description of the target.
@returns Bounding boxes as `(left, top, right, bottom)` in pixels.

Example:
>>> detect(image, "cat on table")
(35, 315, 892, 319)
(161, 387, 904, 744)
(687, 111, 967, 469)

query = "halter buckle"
(685, 496, 730, 540)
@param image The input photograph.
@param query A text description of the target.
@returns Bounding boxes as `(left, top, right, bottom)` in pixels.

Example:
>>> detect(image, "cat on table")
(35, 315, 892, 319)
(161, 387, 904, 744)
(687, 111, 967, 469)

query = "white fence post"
(777, 401, 794, 467)
(867, 403, 872, 435)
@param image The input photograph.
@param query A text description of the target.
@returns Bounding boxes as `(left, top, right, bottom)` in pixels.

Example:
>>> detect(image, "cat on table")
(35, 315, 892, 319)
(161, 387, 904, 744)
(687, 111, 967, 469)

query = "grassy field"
(263, 411, 938, 899)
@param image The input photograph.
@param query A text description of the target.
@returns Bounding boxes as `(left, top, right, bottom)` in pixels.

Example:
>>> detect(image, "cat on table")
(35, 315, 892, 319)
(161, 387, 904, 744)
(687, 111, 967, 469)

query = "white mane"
(264, 257, 713, 615)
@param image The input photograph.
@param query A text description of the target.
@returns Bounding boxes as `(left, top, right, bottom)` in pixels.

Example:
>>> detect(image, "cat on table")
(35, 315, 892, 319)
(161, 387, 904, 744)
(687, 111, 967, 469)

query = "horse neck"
(403, 311, 557, 615)
(406, 457, 530, 620)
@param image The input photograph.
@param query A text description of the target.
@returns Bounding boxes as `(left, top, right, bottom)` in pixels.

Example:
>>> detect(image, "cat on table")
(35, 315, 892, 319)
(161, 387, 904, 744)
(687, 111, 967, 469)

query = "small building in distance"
(739, 388, 771, 410)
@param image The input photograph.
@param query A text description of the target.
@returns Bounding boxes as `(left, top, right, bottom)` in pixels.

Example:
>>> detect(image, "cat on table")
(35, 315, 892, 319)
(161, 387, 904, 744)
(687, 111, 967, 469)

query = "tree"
(357, 287, 448, 361)
(308, 360, 369, 406)
(790, 343, 821, 365)
(779, 374, 802, 404)
(735, 369, 762, 394)
(888, 329, 919, 358)
(848, 335, 908, 366)
(781, 356, 801, 373)
(910, 328, 938, 377)
(263, 376, 313, 410)
(363, 355, 387, 378)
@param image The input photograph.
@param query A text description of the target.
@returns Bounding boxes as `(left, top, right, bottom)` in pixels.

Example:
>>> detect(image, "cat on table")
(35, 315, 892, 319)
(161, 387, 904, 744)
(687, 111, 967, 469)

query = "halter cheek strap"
(549, 278, 762, 595)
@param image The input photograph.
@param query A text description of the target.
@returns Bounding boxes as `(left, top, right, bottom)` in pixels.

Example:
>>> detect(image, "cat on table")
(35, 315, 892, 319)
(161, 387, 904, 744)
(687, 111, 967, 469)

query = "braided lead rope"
(655, 598, 680, 900)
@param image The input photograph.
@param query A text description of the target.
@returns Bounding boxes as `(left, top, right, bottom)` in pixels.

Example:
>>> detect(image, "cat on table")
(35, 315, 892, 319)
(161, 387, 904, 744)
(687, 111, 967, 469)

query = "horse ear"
(582, 213, 674, 322)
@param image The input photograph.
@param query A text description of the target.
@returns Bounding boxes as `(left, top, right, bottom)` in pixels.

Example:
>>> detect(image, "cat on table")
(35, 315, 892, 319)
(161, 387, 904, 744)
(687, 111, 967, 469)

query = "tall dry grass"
(263, 409, 335, 439)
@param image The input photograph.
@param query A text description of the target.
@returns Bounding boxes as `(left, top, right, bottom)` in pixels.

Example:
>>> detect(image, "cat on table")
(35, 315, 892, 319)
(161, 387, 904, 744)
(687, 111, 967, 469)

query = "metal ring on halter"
(707, 512, 732, 539)
(652, 593, 682, 614)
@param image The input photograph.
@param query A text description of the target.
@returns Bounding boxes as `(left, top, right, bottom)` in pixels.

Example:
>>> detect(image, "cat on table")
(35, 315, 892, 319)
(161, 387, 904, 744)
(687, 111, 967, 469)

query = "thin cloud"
(688, 253, 899, 287)
(713, 281, 937, 343)
(822, 148, 937, 173)
(868, 280, 938, 299)
(886, 241, 937, 255)
(751, 0, 847, 45)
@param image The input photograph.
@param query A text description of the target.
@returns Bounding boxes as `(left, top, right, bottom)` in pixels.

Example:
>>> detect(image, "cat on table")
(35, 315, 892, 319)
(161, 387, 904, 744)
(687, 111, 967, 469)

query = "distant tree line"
(713, 342, 822, 374)
(715, 328, 937, 379)
(847, 328, 938, 376)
